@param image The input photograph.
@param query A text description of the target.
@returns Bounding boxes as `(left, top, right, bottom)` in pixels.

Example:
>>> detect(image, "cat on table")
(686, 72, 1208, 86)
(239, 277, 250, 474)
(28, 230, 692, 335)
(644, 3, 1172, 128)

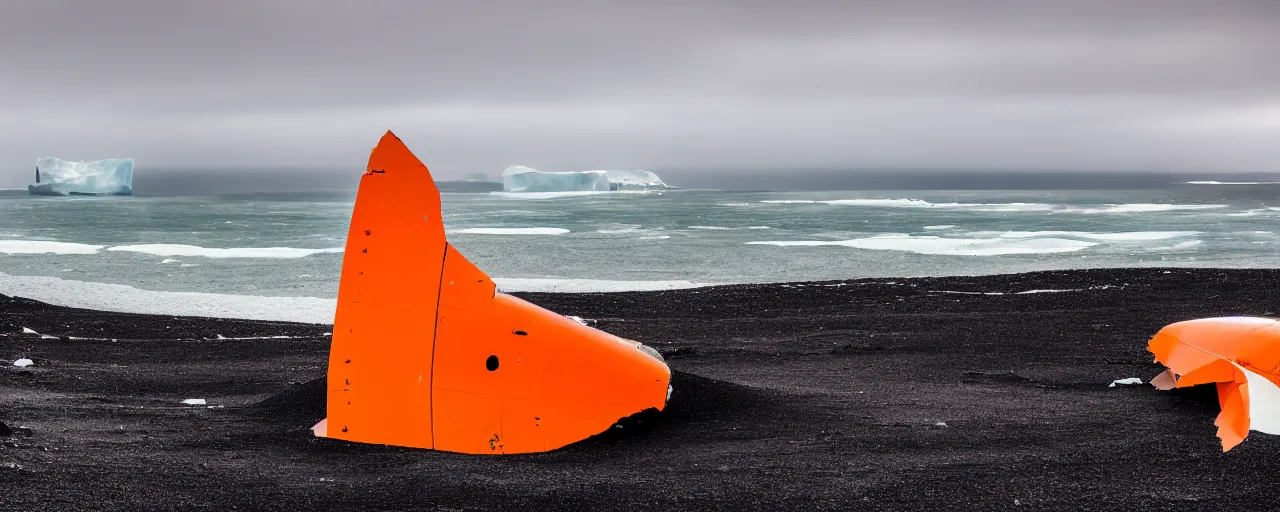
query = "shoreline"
(4, 267, 1280, 510)
(3, 265, 1277, 325)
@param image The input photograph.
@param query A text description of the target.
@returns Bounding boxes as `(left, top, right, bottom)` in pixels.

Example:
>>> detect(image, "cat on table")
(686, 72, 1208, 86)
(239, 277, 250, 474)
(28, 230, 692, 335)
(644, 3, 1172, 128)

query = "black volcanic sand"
(3, 268, 1280, 511)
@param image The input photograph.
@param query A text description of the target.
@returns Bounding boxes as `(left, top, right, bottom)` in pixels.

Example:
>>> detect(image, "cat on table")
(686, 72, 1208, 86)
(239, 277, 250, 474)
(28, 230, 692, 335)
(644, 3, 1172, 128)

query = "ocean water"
(0, 183, 1277, 321)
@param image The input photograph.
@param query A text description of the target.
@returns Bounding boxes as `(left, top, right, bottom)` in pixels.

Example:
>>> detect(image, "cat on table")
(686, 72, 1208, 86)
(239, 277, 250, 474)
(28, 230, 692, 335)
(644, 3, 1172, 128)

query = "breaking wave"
(107, 244, 345, 259)
(1055, 204, 1227, 214)
(969, 231, 1200, 241)
(596, 224, 647, 234)
(0, 272, 713, 324)
(759, 198, 1227, 214)
(453, 227, 570, 235)
(1149, 240, 1203, 251)
(0, 271, 337, 323)
(746, 234, 1096, 256)
(0, 240, 104, 255)
(493, 278, 706, 293)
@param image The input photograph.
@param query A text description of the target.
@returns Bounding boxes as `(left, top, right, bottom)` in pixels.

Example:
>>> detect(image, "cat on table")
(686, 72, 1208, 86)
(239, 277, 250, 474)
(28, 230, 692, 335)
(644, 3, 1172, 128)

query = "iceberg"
(600, 169, 668, 190)
(29, 157, 134, 196)
(502, 166, 609, 192)
(502, 166, 669, 192)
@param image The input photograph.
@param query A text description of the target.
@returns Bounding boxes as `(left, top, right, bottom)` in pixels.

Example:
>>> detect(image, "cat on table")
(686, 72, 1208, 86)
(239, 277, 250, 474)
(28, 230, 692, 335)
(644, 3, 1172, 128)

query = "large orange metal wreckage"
(1147, 317, 1280, 451)
(310, 131, 672, 454)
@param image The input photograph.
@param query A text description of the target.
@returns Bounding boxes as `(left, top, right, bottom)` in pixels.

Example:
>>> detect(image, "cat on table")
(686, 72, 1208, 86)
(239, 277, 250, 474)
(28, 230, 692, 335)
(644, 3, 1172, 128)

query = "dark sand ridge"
(2, 268, 1279, 510)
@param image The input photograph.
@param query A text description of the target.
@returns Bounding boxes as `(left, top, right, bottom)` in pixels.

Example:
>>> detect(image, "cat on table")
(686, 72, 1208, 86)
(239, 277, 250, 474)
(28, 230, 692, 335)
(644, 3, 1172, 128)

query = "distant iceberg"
(502, 166, 669, 193)
(600, 169, 669, 190)
(29, 157, 134, 196)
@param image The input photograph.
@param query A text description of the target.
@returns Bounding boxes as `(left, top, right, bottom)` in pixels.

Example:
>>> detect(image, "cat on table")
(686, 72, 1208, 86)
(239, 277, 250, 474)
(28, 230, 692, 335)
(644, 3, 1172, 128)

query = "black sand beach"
(3, 268, 1280, 511)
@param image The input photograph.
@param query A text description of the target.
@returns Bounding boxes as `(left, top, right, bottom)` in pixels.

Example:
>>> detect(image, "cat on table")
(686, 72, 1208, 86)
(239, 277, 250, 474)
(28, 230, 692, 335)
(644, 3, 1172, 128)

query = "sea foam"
(453, 227, 570, 235)
(488, 191, 615, 199)
(107, 244, 344, 259)
(971, 231, 1200, 241)
(759, 198, 1226, 214)
(0, 271, 338, 323)
(0, 240, 104, 255)
(493, 278, 705, 293)
(747, 234, 1096, 256)
(1056, 204, 1226, 214)
(0, 272, 711, 324)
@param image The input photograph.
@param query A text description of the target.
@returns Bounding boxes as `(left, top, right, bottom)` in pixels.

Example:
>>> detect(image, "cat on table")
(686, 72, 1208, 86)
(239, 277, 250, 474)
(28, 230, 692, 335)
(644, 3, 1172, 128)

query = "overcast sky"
(1, 0, 1278, 186)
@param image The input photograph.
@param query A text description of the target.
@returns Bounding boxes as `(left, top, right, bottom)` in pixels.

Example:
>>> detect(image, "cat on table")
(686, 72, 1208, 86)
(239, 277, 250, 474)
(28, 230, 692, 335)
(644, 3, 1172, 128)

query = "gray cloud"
(1, 0, 1278, 186)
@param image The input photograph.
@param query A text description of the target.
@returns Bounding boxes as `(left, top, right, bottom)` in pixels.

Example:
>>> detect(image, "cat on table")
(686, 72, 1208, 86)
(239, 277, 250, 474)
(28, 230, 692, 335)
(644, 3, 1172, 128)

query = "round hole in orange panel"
(486, 355, 499, 371)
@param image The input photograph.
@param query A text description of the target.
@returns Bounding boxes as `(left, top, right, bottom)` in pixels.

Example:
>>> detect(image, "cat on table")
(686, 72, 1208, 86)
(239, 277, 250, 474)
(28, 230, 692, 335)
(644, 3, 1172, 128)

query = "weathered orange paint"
(1147, 317, 1280, 451)
(319, 131, 671, 454)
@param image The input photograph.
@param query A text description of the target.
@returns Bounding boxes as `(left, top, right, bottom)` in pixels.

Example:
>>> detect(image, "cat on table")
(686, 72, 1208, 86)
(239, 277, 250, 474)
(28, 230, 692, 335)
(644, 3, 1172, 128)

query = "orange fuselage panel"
(321, 132, 670, 454)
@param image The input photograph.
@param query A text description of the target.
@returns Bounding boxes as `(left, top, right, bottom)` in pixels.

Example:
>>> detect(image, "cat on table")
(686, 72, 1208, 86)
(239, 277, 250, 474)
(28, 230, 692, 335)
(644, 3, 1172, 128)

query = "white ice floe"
(1109, 378, 1143, 387)
(12, 358, 33, 367)
(181, 399, 207, 405)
